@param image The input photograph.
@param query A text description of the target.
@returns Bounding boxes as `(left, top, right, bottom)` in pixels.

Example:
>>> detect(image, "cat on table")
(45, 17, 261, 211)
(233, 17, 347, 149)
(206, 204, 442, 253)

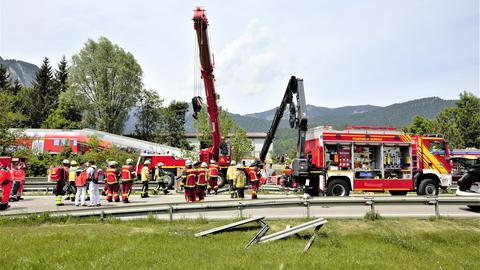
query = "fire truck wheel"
(326, 179, 350, 196)
(389, 191, 408, 196)
(418, 179, 438, 196)
(217, 172, 227, 188)
(164, 171, 175, 188)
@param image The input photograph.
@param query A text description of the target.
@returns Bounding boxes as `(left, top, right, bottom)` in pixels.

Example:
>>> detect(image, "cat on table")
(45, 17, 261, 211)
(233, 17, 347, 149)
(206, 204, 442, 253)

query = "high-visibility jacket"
(141, 166, 150, 182)
(184, 168, 197, 188)
(248, 166, 259, 182)
(106, 168, 118, 184)
(154, 167, 165, 182)
(208, 164, 219, 177)
(234, 170, 246, 188)
(121, 165, 135, 181)
(69, 166, 79, 182)
(11, 168, 25, 181)
(226, 166, 236, 180)
(196, 168, 208, 186)
(0, 169, 10, 184)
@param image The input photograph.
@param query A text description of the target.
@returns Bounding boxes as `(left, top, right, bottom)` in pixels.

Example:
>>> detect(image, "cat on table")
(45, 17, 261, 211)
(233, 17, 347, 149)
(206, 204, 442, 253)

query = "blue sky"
(0, 0, 478, 114)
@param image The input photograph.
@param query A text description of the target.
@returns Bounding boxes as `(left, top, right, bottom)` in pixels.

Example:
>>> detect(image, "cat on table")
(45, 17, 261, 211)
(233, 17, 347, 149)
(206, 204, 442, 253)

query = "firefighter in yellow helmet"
(234, 164, 246, 199)
(66, 160, 79, 201)
(154, 162, 169, 195)
(226, 160, 237, 198)
(140, 160, 151, 198)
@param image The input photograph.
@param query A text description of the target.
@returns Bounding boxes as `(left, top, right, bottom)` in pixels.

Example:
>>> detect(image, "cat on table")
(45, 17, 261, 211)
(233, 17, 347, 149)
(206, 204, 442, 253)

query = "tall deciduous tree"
(158, 101, 191, 149)
(134, 89, 164, 141)
(44, 88, 85, 129)
(454, 91, 480, 148)
(402, 115, 435, 135)
(70, 37, 143, 134)
(193, 106, 253, 160)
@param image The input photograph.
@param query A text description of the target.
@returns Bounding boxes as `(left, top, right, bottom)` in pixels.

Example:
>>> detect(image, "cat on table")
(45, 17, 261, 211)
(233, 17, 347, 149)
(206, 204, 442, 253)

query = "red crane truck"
(192, 7, 231, 186)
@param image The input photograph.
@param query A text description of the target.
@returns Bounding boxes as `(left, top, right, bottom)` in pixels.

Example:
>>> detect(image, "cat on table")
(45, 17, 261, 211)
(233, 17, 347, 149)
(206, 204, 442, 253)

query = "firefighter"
(207, 160, 219, 195)
(153, 162, 169, 195)
(196, 162, 208, 201)
(234, 164, 246, 199)
(0, 166, 13, 210)
(226, 160, 237, 198)
(105, 161, 120, 202)
(54, 160, 70, 206)
(249, 161, 260, 199)
(182, 160, 197, 202)
(140, 160, 151, 198)
(121, 159, 135, 203)
(9, 158, 26, 201)
(66, 160, 79, 201)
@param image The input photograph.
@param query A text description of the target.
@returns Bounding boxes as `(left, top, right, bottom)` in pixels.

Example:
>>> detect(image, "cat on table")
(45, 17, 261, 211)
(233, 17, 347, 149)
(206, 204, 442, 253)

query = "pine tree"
(0, 64, 12, 92)
(10, 80, 23, 95)
(29, 57, 56, 127)
(55, 56, 69, 93)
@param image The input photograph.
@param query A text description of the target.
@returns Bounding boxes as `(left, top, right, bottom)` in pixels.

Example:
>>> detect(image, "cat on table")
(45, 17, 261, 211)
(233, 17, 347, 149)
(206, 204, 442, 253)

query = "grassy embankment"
(0, 215, 478, 270)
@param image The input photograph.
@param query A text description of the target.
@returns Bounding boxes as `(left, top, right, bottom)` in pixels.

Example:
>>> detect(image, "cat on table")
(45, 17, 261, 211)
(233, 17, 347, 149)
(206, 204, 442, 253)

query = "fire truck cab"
(136, 154, 186, 189)
(304, 126, 452, 196)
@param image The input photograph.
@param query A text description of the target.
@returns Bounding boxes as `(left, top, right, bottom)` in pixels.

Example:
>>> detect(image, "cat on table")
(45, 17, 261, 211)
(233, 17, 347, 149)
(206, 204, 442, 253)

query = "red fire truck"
(300, 126, 452, 196)
(135, 154, 186, 189)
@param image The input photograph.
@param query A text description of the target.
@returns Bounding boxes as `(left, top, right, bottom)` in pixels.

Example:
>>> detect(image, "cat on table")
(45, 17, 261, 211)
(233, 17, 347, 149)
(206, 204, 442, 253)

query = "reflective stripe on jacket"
(185, 168, 197, 188)
(106, 168, 118, 184)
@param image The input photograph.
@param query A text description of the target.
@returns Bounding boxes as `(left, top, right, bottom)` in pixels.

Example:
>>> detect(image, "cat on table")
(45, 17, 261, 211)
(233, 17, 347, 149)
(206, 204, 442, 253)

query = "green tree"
(10, 80, 22, 95)
(402, 115, 435, 135)
(454, 91, 480, 148)
(55, 56, 69, 93)
(193, 106, 253, 160)
(0, 64, 11, 92)
(26, 58, 57, 127)
(134, 89, 163, 141)
(44, 88, 85, 129)
(158, 101, 191, 149)
(70, 37, 143, 134)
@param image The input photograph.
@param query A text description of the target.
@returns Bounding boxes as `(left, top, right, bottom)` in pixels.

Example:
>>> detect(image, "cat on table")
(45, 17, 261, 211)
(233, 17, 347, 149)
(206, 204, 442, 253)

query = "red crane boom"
(192, 7, 230, 165)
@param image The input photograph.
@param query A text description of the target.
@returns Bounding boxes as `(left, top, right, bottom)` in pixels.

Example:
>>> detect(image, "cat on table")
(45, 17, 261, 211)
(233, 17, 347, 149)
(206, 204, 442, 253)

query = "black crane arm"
(259, 76, 308, 163)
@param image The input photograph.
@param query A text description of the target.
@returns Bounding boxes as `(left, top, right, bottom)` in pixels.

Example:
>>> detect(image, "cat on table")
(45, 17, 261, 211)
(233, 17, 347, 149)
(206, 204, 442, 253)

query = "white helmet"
(62, 159, 70, 165)
(210, 159, 216, 164)
(230, 160, 236, 165)
(126, 158, 134, 165)
(236, 164, 242, 169)
(157, 162, 164, 167)
(185, 159, 192, 166)
(201, 162, 207, 168)
(144, 160, 151, 165)
(107, 161, 115, 167)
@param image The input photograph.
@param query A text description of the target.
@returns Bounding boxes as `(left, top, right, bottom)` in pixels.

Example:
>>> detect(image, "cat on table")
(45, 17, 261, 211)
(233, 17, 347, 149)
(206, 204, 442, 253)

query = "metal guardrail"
(4, 196, 479, 219)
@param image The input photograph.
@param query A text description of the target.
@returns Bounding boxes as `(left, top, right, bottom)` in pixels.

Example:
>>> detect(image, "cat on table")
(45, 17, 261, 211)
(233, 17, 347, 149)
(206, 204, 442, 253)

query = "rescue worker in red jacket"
(9, 158, 26, 201)
(207, 160, 219, 195)
(120, 159, 136, 203)
(105, 161, 120, 202)
(249, 161, 260, 199)
(196, 162, 209, 201)
(0, 166, 13, 210)
(54, 160, 70, 206)
(182, 160, 197, 202)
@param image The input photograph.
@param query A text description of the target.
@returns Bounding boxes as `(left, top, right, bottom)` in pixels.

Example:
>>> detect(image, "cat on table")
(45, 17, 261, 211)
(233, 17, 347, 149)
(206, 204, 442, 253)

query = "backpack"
(75, 171, 88, 187)
(49, 167, 62, 182)
(95, 169, 105, 184)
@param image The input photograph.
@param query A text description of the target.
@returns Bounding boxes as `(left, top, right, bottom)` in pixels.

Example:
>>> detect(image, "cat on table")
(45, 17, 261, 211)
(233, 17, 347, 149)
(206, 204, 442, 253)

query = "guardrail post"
(100, 211, 105, 220)
(304, 198, 310, 219)
(434, 199, 440, 218)
(238, 201, 244, 218)
(169, 205, 173, 222)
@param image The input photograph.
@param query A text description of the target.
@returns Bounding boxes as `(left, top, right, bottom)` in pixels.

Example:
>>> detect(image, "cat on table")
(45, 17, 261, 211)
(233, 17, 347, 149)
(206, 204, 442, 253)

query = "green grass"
(0, 215, 478, 270)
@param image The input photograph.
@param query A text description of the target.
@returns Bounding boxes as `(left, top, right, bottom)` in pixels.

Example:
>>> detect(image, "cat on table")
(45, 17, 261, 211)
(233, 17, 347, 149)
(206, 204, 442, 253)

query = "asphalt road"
(2, 194, 479, 219)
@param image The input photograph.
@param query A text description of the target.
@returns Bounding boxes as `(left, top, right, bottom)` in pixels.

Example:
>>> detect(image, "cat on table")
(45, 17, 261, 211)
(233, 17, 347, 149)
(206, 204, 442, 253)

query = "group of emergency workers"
(50, 158, 173, 207)
(179, 158, 262, 202)
(0, 158, 26, 211)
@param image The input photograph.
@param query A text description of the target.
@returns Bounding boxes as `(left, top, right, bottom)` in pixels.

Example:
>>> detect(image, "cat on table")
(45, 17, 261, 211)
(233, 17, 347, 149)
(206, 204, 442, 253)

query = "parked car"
(455, 158, 480, 211)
